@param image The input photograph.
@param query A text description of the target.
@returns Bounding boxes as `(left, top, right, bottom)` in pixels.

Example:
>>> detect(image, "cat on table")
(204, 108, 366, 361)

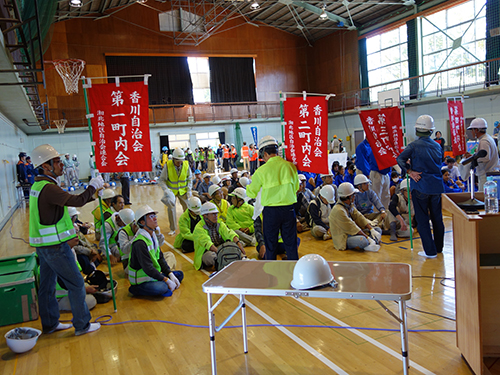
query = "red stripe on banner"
(284, 96, 329, 174)
(447, 100, 466, 156)
(358, 107, 404, 170)
(88, 81, 152, 173)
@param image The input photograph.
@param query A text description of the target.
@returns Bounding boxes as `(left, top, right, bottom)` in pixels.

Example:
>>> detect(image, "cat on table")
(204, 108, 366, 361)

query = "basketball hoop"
(50, 59, 86, 95)
(54, 119, 67, 134)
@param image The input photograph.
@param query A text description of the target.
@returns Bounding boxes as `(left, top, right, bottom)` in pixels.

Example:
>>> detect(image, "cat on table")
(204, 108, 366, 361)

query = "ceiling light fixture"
(250, 1, 260, 10)
(70, 0, 82, 7)
(136, 0, 147, 3)
(319, 6, 328, 20)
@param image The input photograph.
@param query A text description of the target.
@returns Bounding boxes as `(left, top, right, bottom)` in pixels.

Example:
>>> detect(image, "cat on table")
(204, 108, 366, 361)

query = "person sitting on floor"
(353, 174, 389, 231)
(68, 207, 101, 275)
(344, 164, 356, 185)
(308, 185, 335, 241)
(226, 188, 256, 247)
(209, 184, 229, 222)
(230, 168, 239, 186)
(193, 202, 245, 270)
(390, 170, 402, 197)
(92, 188, 115, 241)
(442, 168, 463, 193)
(192, 169, 203, 191)
(294, 174, 314, 231)
(173, 197, 202, 253)
(328, 182, 381, 252)
(197, 173, 213, 203)
(128, 205, 184, 297)
(313, 173, 336, 199)
(334, 165, 346, 186)
(99, 209, 130, 265)
(388, 181, 415, 241)
(110, 194, 125, 213)
(115, 208, 138, 271)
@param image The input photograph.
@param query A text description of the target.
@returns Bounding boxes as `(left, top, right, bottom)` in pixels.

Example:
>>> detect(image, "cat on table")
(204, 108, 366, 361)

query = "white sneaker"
(418, 251, 437, 259)
(364, 244, 380, 252)
(167, 230, 176, 236)
(76, 322, 100, 336)
(45, 322, 73, 334)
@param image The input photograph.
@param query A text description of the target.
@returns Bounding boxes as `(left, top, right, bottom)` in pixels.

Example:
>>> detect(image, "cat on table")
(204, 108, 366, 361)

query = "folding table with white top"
(202, 260, 412, 375)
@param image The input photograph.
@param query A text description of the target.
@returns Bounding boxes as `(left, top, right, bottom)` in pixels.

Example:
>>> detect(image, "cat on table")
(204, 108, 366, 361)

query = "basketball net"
(51, 59, 86, 95)
(54, 119, 67, 134)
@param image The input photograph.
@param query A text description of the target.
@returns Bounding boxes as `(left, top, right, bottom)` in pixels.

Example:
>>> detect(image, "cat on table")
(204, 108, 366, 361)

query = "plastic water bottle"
(484, 177, 499, 214)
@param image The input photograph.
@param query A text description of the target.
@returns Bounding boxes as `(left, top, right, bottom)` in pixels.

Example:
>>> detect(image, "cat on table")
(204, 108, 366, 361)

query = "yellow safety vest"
(166, 160, 189, 196)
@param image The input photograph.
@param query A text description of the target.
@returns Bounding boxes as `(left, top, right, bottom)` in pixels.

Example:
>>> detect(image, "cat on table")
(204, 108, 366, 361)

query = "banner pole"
(401, 101, 414, 252)
(82, 77, 118, 313)
(279, 91, 285, 158)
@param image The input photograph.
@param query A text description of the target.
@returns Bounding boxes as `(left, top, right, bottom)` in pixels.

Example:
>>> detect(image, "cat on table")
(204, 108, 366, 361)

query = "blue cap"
(495, 121, 499, 126)
(194, 169, 201, 175)
(162, 146, 168, 151)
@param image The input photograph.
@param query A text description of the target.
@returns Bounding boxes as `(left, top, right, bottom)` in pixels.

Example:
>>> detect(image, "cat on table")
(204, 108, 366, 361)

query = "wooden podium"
(442, 193, 500, 375)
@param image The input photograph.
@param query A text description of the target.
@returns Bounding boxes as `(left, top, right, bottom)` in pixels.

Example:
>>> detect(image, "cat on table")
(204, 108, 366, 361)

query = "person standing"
(249, 144, 258, 175)
(222, 144, 230, 172)
(120, 172, 131, 205)
(207, 147, 216, 173)
(29, 144, 104, 335)
(25, 156, 37, 185)
(434, 131, 446, 151)
(241, 142, 250, 171)
(465, 118, 500, 191)
(397, 115, 445, 259)
(246, 136, 299, 260)
(159, 148, 192, 235)
(230, 144, 238, 169)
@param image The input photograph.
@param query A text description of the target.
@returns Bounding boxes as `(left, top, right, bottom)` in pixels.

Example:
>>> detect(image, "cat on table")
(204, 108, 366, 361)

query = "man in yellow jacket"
(173, 197, 202, 253)
(226, 187, 256, 246)
(246, 136, 299, 260)
(208, 184, 229, 223)
(193, 202, 245, 270)
(159, 148, 192, 235)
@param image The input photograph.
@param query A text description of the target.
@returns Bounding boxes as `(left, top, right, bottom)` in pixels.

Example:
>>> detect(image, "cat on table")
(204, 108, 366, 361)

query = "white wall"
(0, 113, 28, 228)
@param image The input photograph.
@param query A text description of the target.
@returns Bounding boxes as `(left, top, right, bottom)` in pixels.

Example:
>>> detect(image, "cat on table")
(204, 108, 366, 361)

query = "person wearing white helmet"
(312, 173, 337, 200)
(241, 142, 250, 171)
(388, 181, 415, 241)
(193, 202, 245, 270)
(99, 208, 130, 265)
(230, 168, 239, 185)
(246, 135, 300, 260)
(209, 184, 229, 222)
(226, 188, 256, 246)
(230, 144, 238, 169)
(308, 185, 336, 241)
(397, 114, 444, 259)
(207, 147, 216, 173)
(211, 175, 221, 186)
(159, 147, 193, 235)
(197, 173, 214, 203)
(328, 182, 381, 252)
(464, 117, 500, 191)
(128, 205, 184, 297)
(173, 197, 202, 253)
(115, 208, 138, 270)
(29, 144, 104, 336)
(294, 174, 314, 231)
(353, 174, 388, 230)
(91, 188, 116, 241)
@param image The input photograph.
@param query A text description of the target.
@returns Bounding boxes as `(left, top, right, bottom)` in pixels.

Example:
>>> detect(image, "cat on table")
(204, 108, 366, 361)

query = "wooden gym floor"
(0, 183, 498, 375)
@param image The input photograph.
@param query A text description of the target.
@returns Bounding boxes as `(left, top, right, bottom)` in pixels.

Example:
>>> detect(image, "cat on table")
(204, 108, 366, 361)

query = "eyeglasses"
(147, 214, 157, 219)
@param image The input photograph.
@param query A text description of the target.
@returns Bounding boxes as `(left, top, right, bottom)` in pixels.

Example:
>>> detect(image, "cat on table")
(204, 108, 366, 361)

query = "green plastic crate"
(0, 270, 39, 327)
(0, 253, 37, 276)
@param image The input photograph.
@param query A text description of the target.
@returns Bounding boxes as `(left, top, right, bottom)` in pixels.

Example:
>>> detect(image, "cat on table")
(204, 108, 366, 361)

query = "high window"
(188, 57, 211, 103)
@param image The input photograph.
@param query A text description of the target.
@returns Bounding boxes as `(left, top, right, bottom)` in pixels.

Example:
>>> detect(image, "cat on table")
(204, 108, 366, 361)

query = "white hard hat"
(468, 117, 487, 130)
(241, 170, 248, 175)
(187, 149, 193, 155)
(211, 175, 221, 185)
(399, 180, 410, 191)
(119, 208, 135, 225)
(258, 135, 278, 150)
(172, 148, 185, 160)
(221, 175, 231, 182)
(319, 185, 336, 204)
(298, 174, 306, 181)
(230, 168, 238, 174)
(187, 197, 202, 214)
(67, 207, 80, 217)
(203, 173, 211, 179)
(353, 174, 370, 186)
(134, 204, 157, 223)
(229, 187, 248, 201)
(239, 176, 250, 187)
(101, 188, 116, 200)
(168, 154, 173, 159)
(200, 202, 219, 215)
(337, 182, 359, 198)
(31, 144, 64, 168)
(208, 184, 221, 197)
(415, 115, 435, 131)
(291, 254, 335, 290)
(320, 173, 333, 178)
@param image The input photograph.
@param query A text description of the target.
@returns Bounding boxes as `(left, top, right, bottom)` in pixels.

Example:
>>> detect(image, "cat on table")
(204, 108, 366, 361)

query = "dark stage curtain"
(105, 56, 194, 105)
(209, 57, 256, 103)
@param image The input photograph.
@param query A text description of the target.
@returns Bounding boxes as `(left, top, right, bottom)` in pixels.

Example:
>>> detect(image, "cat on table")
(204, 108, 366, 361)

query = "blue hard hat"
(162, 146, 168, 151)
(194, 169, 201, 175)
(495, 121, 500, 127)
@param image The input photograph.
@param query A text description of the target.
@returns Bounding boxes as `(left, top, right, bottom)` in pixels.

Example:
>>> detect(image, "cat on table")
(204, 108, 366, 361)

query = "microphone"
(461, 149, 487, 165)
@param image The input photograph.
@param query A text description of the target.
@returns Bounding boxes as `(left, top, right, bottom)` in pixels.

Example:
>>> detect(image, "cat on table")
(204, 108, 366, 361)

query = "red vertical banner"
(284, 96, 328, 174)
(358, 107, 404, 170)
(447, 99, 466, 156)
(88, 81, 151, 173)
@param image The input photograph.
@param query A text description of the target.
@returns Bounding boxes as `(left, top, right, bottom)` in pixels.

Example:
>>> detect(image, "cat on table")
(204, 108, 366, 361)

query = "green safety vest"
(166, 160, 189, 196)
(92, 204, 113, 231)
(29, 180, 77, 247)
(103, 216, 120, 246)
(128, 233, 161, 285)
(199, 152, 205, 161)
(208, 150, 215, 161)
(117, 224, 134, 257)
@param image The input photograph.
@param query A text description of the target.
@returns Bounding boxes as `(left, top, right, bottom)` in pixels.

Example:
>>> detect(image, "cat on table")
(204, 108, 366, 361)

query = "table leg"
(240, 294, 248, 354)
(398, 300, 409, 375)
(207, 293, 217, 375)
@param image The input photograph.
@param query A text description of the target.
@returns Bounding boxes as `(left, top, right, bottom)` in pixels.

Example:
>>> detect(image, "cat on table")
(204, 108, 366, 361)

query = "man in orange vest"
(230, 144, 238, 169)
(241, 142, 250, 171)
(249, 144, 258, 174)
(222, 144, 230, 172)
